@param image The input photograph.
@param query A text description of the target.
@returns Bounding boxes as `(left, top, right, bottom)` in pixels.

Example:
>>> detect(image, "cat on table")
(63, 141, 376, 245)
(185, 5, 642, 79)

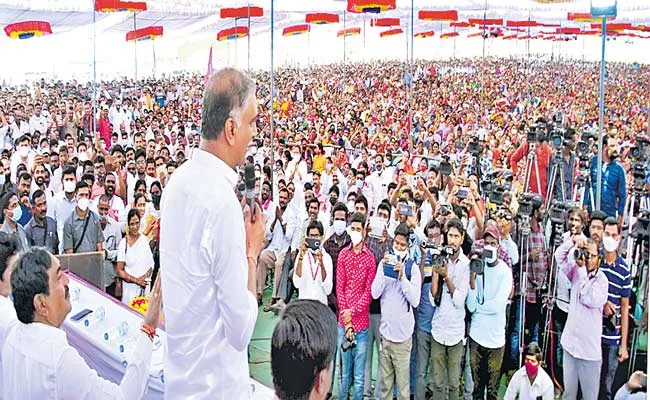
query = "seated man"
(271, 299, 337, 400)
(2, 248, 162, 399)
(503, 342, 554, 400)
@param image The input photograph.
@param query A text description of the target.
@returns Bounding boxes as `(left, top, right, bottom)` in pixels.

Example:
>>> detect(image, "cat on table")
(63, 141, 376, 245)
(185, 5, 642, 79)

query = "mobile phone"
(71, 308, 93, 322)
(457, 188, 468, 200)
(399, 204, 413, 216)
(369, 216, 387, 238)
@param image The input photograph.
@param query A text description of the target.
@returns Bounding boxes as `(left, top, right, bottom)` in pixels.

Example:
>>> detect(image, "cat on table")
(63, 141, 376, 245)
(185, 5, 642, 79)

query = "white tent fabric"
(1, 0, 649, 83)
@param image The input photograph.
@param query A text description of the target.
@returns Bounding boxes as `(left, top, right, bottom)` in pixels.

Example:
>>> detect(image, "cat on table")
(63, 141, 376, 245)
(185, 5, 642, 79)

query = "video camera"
(629, 136, 649, 194)
(548, 201, 568, 225)
(550, 126, 575, 151)
(439, 155, 452, 176)
(631, 209, 650, 240)
(517, 192, 539, 218)
(488, 184, 507, 206)
(526, 123, 548, 143)
(422, 243, 455, 268)
(576, 128, 597, 155)
(469, 247, 497, 275)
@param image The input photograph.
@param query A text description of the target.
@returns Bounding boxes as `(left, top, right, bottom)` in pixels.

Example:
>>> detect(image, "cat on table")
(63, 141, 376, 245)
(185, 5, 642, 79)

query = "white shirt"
(0, 295, 18, 400)
(29, 114, 49, 135)
(292, 250, 333, 305)
(429, 252, 470, 346)
(160, 149, 257, 399)
(503, 367, 554, 400)
(2, 322, 152, 400)
(368, 166, 395, 212)
(52, 191, 77, 254)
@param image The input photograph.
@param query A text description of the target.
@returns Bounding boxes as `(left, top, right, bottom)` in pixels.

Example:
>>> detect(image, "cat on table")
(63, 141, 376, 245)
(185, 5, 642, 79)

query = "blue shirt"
(586, 157, 626, 218)
(600, 255, 632, 346)
(417, 250, 436, 333)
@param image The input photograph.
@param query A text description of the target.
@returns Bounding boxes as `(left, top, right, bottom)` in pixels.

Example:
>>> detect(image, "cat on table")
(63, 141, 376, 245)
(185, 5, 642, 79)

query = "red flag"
(205, 45, 214, 84)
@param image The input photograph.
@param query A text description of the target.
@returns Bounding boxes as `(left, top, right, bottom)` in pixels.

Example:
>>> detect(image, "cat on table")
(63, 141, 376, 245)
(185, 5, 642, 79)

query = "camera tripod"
(516, 215, 531, 367)
(622, 191, 649, 267)
(545, 151, 568, 212)
(572, 168, 594, 211)
(523, 142, 543, 199)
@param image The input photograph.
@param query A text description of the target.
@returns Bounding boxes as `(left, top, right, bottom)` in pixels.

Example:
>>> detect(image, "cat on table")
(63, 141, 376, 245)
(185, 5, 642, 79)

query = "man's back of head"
(271, 300, 337, 400)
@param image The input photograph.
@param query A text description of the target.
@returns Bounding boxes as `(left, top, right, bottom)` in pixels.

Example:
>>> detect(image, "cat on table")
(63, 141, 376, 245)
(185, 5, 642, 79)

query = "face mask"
(0, 175, 5, 186)
(393, 246, 408, 259)
(78, 152, 88, 162)
(349, 230, 363, 246)
(63, 180, 76, 193)
(151, 194, 161, 208)
(347, 201, 355, 212)
(250, 147, 258, 155)
(484, 245, 498, 265)
(462, 217, 469, 229)
(524, 361, 539, 379)
(77, 197, 89, 211)
(332, 220, 346, 236)
(9, 205, 22, 223)
(603, 236, 619, 253)
(19, 146, 29, 158)
(356, 179, 364, 188)
(329, 197, 337, 206)
(292, 153, 301, 161)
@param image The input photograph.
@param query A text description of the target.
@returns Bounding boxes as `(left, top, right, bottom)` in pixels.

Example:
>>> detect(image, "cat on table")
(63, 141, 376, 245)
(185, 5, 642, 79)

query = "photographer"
(414, 219, 442, 399)
(554, 233, 609, 400)
(522, 198, 547, 345)
(552, 207, 587, 385)
(467, 222, 513, 400)
(586, 135, 626, 224)
(599, 217, 631, 400)
(371, 223, 421, 400)
(429, 218, 470, 400)
(293, 220, 333, 306)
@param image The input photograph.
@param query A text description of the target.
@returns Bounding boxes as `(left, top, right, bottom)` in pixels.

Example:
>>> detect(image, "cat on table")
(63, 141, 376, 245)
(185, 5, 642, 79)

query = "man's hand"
(394, 261, 404, 279)
(618, 345, 629, 363)
(315, 250, 323, 264)
(143, 273, 162, 329)
(245, 203, 265, 259)
(438, 263, 448, 279)
(626, 371, 645, 391)
(298, 242, 307, 258)
(604, 300, 616, 317)
(341, 309, 352, 325)
(275, 205, 284, 222)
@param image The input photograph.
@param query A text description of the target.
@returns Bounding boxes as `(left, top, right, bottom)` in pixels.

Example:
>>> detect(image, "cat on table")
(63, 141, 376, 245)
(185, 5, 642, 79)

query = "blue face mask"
(356, 179, 364, 188)
(10, 205, 22, 223)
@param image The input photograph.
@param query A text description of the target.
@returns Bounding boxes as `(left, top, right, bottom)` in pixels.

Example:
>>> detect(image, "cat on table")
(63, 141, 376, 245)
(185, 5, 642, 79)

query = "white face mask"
(393, 246, 408, 259)
(63, 180, 76, 193)
(332, 220, 346, 236)
(484, 245, 498, 265)
(603, 236, 619, 253)
(349, 230, 363, 246)
(77, 197, 89, 211)
(347, 201, 355, 212)
(18, 146, 29, 158)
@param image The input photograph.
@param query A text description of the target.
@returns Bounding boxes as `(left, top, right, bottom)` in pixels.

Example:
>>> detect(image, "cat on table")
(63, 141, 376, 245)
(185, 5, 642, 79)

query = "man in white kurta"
(160, 68, 264, 400)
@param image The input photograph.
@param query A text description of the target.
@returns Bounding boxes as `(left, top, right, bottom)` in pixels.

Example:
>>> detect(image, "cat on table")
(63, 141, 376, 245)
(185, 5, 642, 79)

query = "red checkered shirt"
(336, 244, 377, 331)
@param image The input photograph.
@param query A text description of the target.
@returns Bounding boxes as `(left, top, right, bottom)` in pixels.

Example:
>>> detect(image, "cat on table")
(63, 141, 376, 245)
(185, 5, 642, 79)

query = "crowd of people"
(0, 56, 648, 400)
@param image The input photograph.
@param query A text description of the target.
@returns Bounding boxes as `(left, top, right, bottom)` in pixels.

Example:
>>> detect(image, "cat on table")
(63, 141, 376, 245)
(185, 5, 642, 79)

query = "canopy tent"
(1, 0, 650, 82)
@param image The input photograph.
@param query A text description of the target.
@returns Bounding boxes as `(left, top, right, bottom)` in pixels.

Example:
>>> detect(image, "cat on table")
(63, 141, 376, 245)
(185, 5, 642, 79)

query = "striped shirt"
(522, 223, 548, 304)
(600, 255, 631, 346)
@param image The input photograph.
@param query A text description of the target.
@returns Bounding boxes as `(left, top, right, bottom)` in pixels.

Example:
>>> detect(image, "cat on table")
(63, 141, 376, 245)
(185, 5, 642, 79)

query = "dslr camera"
(439, 156, 452, 176)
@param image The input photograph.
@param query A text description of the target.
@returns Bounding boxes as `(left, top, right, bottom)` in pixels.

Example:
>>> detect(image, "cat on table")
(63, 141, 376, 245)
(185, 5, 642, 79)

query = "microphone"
(244, 163, 257, 216)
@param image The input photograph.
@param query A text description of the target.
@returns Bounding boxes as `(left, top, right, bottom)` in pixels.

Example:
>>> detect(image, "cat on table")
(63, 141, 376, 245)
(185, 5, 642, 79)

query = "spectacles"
(585, 253, 599, 260)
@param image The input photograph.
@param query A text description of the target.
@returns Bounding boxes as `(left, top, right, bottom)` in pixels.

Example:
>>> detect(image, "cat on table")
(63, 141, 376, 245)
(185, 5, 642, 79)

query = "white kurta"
(2, 322, 152, 400)
(118, 234, 154, 305)
(160, 149, 258, 399)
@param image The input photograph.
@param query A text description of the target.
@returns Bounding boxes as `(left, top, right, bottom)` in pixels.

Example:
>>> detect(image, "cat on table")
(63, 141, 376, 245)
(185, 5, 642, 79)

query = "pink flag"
(205, 45, 214, 84)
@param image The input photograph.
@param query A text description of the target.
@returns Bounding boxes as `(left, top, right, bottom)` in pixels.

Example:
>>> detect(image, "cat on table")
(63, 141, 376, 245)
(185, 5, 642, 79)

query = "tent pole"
(234, 18, 238, 67)
(247, 2, 251, 72)
(343, 8, 347, 65)
(92, 0, 97, 132)
(134, 13, 138, 81)
(269, 0, 275, 175)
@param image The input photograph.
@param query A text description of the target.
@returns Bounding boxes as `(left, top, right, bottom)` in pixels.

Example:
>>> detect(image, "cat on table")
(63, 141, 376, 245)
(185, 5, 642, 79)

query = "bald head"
(201, 68, 255, 141)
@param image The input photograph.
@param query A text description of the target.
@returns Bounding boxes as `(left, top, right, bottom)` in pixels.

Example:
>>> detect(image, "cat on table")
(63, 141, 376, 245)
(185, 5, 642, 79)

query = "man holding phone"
(371, 223, 421, 400)
(293, 220, 332, 306)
